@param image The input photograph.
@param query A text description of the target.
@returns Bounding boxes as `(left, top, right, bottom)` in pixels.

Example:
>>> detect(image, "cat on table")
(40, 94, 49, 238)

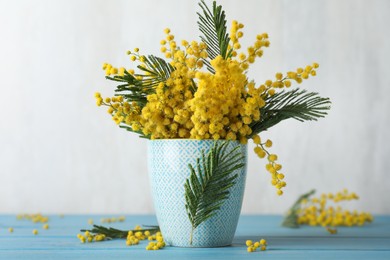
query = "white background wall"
(0, 0, 389, 215)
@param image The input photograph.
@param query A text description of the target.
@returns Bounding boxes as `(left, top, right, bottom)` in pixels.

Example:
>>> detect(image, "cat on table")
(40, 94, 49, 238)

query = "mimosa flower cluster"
(96, 29, 317, 142)
(126, 226, 166, 250)
(77, 231, 106, 243)
(95, 18, 321, 195)
(246, 238, 268, 252)
(297, 189, 373, 228)
(16, 213, 49, 223)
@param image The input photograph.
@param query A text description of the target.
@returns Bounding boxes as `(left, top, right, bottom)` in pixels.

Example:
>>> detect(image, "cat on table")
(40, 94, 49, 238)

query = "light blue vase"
(148, 139, 247, 247)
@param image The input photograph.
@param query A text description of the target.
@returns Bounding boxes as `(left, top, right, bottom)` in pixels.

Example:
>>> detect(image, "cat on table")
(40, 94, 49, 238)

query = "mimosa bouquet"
(92, 0, 333, 248)
(95, 0, 330, 196)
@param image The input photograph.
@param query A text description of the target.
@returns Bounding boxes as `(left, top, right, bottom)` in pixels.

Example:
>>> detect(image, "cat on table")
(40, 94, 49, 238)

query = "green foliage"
(250, 89, 331, 136)
(105, 55, 174, 136)
(197, 0, 232, 73)
(282, 190, 316, 228)
(184, 141, 245, 244)
(106, 55, 174, 107)
(80, 225, 160, 239)
(136, 55, 175, 89)
(119, 125, 150, 139)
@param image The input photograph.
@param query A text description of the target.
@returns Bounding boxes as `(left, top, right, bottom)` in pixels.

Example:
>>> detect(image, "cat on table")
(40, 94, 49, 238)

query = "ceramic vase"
(148, 139, 247, 247)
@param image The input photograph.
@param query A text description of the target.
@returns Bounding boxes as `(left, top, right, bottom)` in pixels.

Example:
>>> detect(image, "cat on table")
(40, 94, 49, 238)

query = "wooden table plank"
(1, 250, 390, 260)
(1, 215, 389, 259)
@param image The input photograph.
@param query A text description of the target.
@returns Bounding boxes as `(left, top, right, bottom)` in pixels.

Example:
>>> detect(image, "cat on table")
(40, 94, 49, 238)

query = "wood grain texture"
(0, 215, 389, 259)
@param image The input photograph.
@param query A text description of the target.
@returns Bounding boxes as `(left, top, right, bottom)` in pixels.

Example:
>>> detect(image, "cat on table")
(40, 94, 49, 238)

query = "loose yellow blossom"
(77, 232, 107, 243)
(16, 213, 49, 223)
(296, 190, 373, 231)
(246, 238, 267, 253)
(124, 227, 165, 250)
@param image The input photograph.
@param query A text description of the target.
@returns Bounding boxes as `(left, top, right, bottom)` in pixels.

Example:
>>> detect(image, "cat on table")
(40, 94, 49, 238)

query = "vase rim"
(148, 139, 243, 143)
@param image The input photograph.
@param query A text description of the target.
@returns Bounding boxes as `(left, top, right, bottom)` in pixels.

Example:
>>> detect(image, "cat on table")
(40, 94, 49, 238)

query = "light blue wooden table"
(1, 215, 389, 259)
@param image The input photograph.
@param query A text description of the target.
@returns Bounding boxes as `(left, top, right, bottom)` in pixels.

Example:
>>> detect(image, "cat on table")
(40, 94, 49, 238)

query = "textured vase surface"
(148, 139, 247, 247)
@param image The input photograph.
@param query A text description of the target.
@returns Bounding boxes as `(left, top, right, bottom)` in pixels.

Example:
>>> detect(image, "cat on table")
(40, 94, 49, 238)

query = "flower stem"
(189, 226, 194, 245)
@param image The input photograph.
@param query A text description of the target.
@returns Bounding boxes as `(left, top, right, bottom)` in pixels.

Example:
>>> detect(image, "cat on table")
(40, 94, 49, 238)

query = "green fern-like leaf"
(136, 55, 174, 88)
(119, 125, 150, 139)
(184, 141, 245, 245)
(197, 0, 232, 73)
(81, 225, 160, 239)
(107, 55, 174, 107)
(250, 89, 331, 136)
